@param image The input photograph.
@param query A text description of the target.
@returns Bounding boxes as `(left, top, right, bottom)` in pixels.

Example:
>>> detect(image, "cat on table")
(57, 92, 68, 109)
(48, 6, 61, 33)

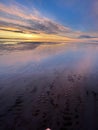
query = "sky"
(0, 0, 98, 43)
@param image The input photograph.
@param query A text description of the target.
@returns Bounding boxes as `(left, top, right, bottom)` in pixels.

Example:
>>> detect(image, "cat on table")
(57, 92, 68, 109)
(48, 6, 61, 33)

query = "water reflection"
(0, 42, 98, 130)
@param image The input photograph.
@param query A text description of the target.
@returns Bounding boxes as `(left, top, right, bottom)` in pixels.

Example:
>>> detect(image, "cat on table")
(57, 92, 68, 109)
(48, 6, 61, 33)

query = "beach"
(0, 42, 98, 130)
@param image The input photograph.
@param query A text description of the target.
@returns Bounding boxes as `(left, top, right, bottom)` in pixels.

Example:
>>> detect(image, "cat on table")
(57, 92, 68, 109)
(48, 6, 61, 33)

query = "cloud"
(0, 2, 73, 37)
(79, 35, 97, 39)
(0, 1, 98, 42)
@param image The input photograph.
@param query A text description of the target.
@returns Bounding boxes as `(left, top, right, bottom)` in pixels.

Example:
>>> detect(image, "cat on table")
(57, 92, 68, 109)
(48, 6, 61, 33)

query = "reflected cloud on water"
(0, 42, 98, 130)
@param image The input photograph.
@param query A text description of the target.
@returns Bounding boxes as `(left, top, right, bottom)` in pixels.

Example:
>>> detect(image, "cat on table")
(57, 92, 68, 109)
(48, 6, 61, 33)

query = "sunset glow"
(0, 0, 98, 43)
(0, 1, 98, 130)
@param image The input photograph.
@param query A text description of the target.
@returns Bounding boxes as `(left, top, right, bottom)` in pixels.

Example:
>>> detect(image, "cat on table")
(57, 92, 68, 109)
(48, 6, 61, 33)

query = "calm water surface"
(0, 42, 98, 130)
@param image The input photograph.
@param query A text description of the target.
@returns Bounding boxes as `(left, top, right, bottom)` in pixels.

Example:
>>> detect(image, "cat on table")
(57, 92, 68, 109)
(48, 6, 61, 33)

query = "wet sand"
(0, 42, 98, 130)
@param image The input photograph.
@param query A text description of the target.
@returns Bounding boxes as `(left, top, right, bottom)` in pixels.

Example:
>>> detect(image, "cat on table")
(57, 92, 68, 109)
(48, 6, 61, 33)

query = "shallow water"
(0, 42, 98, 130)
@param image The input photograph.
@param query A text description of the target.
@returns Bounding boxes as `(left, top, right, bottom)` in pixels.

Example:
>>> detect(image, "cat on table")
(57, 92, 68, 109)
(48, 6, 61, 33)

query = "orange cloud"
(0, 1, 98, 43)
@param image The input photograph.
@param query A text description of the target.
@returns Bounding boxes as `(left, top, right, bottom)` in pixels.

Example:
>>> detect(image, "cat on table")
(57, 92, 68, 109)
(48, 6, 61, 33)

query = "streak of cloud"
(0, 1, 98, 42)
(79, 35, 97, 39)
(0, 2, 72, 37)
